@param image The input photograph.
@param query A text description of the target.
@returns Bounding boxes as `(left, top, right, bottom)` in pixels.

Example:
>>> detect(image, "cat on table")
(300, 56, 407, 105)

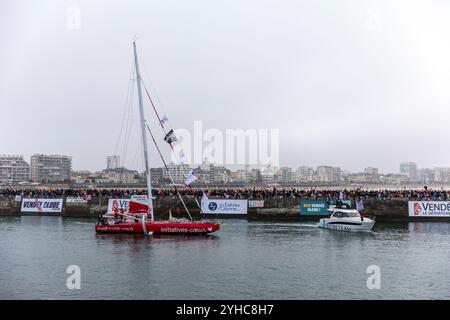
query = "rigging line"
(145, 123, 193, 221)
(123, 136, 142, 190)
(134, 52, 204, 212)
(141, 79, 178, 156)
(141, 80, 180, 157)
(138, 66, 179, 152)
(130, 135, 143, 171)
(142, 80, 163, 129)
(140, 56, 168, 118)
(146, 122, 192, 220)
(123, 65, 137, 157)
(121, 77, 135, 166)
(119, 81, 134, 186)
(114, 59, 135, 156)
(121, 84, 133, 163)
(141, 77, 204, 212)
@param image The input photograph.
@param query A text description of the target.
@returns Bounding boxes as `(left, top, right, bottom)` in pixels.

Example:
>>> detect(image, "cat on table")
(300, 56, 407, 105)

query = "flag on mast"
(159, 114, 168, 127)
(179, 149, 186, 162)
(164, 129, 177, 144)
(184, 169, 198, 186)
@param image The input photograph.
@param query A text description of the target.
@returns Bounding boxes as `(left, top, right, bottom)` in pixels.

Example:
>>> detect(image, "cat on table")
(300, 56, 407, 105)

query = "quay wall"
(1, 197, 449, 222)
(248, 199, 408, 221)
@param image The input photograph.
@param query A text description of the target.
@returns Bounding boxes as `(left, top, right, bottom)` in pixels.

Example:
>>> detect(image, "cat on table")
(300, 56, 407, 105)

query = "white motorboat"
(319, 206, 375, 232)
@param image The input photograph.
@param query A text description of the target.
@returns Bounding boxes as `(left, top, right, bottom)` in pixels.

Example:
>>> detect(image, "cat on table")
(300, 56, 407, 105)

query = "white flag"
(201, 193, 209, 212)
(159, 114, 168, 126)
(184, 169, 198, 186)
(179, 149, 186, 162)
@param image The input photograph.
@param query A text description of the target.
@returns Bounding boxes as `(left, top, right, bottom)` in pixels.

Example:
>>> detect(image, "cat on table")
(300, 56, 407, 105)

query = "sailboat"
(95, 41, 220, 235)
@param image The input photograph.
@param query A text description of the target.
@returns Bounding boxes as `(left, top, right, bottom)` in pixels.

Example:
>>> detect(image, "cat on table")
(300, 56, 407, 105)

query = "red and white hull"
(96, 221, 220, 235)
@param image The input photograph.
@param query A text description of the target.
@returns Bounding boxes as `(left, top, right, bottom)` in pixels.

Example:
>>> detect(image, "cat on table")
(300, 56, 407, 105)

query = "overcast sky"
(1, 0, 450, 173)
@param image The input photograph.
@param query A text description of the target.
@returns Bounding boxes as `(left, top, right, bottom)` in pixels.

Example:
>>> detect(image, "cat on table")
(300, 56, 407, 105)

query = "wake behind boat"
(95, 41, 220, 235)
(318, 204, 375, 232)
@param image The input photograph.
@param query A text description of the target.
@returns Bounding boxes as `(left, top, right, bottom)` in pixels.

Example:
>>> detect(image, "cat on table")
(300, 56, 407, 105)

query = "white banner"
(21, 198, 63, 213)
(249, 200, 264, 208)
(408, 201, 450, 217)
(201, 199, 248, 214)
(107, 196, 152, 213)
(131, 194, 148, 201)
(66, 197, 88, 204)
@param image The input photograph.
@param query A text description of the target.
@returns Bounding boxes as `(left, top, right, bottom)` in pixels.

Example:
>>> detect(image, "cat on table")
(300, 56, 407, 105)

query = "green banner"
(300, 200, 329, 215)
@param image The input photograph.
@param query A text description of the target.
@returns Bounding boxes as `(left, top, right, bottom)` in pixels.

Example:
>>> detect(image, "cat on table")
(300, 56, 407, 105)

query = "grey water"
(0, 216, 449, 299)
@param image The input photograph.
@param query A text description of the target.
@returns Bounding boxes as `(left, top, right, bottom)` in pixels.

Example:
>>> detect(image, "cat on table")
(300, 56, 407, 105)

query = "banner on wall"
(201, 199, 248, 214)
(21, 198, 63, 213)
(131, 194, 148, 201)
(408, 201, 450, 217)
(300, 200, 329, 215)
(66, 197, 88, 204)
(248, 200, 264, 208)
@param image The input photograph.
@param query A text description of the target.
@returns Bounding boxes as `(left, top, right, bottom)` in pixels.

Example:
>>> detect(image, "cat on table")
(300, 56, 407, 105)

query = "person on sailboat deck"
(112, 208, 124, 224)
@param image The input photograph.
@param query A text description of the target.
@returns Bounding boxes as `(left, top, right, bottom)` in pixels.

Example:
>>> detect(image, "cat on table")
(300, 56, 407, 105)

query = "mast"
(133, 41, 154, 221)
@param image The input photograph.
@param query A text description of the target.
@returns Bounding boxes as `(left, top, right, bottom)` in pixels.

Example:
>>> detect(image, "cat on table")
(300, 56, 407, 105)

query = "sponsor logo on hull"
(320, 221, 352, 232)
(98, 226, 134, 232)
(159, 227, 209, 233)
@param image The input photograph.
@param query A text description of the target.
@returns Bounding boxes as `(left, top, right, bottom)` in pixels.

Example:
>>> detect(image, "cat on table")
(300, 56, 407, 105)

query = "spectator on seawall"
(0, 187, 448, 201)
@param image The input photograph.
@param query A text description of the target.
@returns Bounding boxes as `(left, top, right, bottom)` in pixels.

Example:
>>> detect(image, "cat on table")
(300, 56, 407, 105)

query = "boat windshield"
(332, 210, 360, 218)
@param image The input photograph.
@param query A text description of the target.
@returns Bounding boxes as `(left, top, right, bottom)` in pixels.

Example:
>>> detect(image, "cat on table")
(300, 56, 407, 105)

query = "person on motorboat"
(356, 197, 365, 221)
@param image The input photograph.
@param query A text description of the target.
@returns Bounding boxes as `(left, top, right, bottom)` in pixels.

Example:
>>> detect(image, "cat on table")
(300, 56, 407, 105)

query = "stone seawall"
(246, 199, 409, 221)
(1, 198, 449, 222)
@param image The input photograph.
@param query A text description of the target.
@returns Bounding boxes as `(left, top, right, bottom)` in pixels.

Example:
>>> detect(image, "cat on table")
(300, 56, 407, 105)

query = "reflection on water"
(0, 216, 449, 299)
(408, 222, 450, 235)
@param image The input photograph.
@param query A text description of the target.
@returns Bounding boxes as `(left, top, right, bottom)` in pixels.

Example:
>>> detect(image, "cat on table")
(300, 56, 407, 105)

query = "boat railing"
(364, 214, 376, 221)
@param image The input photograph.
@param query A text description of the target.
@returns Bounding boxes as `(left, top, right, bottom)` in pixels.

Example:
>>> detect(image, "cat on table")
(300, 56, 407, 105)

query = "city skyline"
(2, 153, 450, 185)
(3, 152, 450, 175)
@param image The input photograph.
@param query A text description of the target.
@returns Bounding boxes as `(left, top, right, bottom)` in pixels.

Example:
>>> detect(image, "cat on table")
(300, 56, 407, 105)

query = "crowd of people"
(0, 186, 449, 201)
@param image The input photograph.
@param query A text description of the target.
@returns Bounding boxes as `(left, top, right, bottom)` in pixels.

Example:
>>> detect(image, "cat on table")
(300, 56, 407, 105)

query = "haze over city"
(2, 0, 450, 173)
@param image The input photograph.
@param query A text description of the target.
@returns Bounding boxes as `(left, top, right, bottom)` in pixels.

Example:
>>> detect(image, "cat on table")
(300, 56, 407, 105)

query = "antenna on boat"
(133, 40, 154, 221)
